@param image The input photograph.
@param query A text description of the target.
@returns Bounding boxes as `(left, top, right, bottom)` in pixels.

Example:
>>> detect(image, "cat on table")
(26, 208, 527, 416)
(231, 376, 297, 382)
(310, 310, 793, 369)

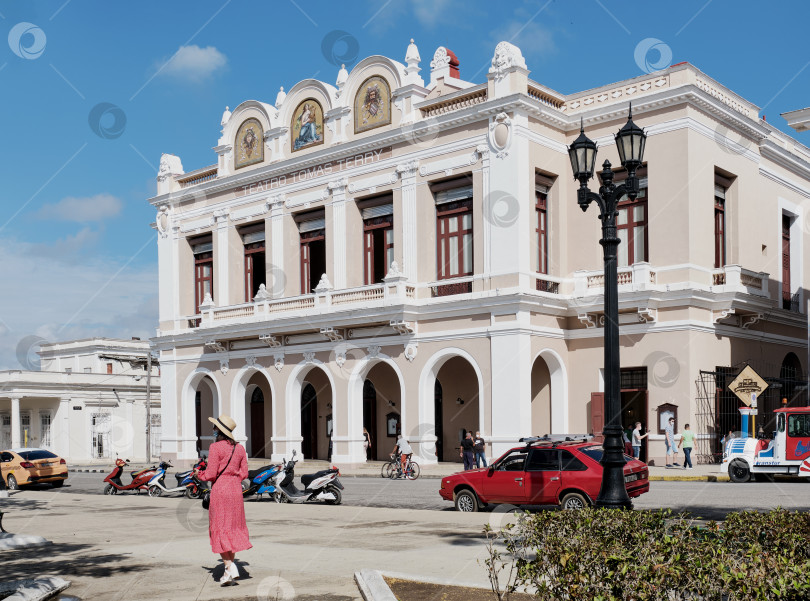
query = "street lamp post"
(568, 106, 647, 509)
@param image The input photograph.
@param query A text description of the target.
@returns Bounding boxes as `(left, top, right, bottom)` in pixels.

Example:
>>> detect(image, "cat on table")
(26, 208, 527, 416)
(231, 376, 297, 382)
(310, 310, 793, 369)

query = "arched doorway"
(434, 356, 480, 464)
(781, 352, 804, 405)
(299, 366, 333, 461)
(361, 362, 402, 461)
(234, 370, 274, 459)
(247, 386, 266, 456)
(530, 356, 551, 437)
(192, 375, 219, 456)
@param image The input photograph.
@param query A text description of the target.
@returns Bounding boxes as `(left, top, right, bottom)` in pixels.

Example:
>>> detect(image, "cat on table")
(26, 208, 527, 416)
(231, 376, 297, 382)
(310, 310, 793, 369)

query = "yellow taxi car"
(1, 448, 68, 489)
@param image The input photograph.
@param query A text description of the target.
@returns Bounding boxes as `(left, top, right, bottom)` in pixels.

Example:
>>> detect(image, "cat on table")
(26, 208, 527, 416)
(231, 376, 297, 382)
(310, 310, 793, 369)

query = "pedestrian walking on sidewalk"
(631, 422, 649, 460)
(678, 423, 695, 470)
(195, 414, 252, 586)
(473, 431, 487, 468)
(665, 417, 679, 468)
(460, 431, 475, 470)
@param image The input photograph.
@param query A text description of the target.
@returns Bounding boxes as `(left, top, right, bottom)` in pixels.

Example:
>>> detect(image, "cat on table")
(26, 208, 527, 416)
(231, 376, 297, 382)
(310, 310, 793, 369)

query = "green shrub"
(483, 509, 810, 600)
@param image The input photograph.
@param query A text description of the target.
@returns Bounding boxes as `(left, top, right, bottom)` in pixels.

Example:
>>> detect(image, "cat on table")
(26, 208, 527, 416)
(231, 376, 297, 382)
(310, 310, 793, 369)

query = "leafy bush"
(483, 508, 810, 600)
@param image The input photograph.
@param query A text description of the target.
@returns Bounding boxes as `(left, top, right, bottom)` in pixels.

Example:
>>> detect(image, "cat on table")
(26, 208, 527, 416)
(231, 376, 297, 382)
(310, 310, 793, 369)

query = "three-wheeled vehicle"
(720, 406, 810, 482)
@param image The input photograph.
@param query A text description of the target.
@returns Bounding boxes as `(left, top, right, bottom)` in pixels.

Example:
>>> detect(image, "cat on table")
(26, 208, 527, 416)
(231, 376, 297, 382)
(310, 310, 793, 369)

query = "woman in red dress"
(196, 414, 252, 585)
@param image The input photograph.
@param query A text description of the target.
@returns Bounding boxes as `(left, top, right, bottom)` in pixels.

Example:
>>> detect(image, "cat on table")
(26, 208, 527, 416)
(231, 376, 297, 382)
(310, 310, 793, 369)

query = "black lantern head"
(615, 104, 646, 172)
(568, 118, 598, 182)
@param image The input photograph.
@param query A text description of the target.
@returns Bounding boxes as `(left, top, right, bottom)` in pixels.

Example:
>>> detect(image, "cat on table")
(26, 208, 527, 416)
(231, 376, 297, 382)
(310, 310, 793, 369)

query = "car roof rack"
(519, 434, 594, 447)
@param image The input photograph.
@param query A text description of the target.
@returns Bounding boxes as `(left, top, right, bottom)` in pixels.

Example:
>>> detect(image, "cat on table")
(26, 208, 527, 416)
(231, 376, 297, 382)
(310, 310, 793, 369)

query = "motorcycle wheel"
(324, 484, 342, 505)
(273, 492, 286, 503)
(103, 484, 117, 495)
(148, 485, 162, 497)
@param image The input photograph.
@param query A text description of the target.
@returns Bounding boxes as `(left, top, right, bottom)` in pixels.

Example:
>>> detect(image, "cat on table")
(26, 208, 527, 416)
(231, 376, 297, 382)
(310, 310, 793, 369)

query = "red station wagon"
(439, 437, 649, 511)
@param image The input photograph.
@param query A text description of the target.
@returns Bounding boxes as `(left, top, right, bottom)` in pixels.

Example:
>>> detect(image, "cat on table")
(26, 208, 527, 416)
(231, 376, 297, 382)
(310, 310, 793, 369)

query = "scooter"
(147, 458, 206, 497)
(183, 457, 214, 499)
(242, 463, 282, 500)
(272, 450, 343, 504)
(103, 458, 158, 495)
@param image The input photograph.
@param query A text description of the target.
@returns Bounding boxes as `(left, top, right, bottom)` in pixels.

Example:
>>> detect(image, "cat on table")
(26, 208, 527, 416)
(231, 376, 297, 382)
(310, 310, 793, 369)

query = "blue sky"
(0, 0, 808, 369)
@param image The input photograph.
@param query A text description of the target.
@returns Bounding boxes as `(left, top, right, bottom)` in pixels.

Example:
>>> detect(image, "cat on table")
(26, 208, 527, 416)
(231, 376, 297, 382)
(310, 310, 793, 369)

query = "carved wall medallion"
(274, 353, 285, 372)
(303, 351, 316, 364)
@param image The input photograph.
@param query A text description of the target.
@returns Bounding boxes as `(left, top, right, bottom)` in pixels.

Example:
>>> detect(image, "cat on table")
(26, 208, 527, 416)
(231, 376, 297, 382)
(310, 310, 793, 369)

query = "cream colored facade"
(149, 41, 810, 467)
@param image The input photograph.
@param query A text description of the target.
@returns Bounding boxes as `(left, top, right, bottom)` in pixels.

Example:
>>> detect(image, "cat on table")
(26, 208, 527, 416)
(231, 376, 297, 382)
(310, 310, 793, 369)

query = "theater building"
(149, 40, 810, 466)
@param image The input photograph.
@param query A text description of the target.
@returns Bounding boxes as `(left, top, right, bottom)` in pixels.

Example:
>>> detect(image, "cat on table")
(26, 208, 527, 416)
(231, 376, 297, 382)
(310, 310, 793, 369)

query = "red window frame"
(616, 190, 648, 267)
(194, 251, 213, 313)
(300, 229, 325, 294)
(436, 199, 473, 280)
(244, 240, 265, 302)
(536, 190, 548, 275)
(363, 216, 394, 285)
(714, 191, 726, 268)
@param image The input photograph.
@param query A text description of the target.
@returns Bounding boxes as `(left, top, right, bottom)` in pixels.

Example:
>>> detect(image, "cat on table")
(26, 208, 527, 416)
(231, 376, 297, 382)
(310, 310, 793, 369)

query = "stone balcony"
(166, 263, 780, 336)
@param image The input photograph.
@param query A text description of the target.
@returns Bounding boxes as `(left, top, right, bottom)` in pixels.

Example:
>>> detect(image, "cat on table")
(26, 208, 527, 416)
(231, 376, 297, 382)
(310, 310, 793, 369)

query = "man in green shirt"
(678, 424, 696, 470)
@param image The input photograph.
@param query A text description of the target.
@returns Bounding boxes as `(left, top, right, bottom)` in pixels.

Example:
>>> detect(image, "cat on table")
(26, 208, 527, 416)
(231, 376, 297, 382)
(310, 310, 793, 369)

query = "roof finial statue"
(275, 86, 286, 108)
(220, 106, 231, 128)
(336, 64, 349, 97)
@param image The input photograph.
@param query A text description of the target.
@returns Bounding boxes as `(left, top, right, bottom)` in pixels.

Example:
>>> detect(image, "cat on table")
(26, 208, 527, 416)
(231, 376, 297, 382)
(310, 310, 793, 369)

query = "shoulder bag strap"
(213, 445, 237, 482)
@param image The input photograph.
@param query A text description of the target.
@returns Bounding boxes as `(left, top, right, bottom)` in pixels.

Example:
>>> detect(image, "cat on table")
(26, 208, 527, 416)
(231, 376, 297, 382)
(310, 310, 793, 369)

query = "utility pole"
(146, 350, 152, 462)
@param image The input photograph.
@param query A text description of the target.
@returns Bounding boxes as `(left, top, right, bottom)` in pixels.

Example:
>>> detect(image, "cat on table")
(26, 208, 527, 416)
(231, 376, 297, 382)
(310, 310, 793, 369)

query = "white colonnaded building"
(149, 40, 810, 467)
(0, 338, 160, 463)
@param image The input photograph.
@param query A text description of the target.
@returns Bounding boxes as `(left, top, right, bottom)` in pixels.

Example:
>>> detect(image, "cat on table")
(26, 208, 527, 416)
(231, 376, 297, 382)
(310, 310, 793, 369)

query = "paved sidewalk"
(0, 490, 498, 601)
(70, 458, 731, 482)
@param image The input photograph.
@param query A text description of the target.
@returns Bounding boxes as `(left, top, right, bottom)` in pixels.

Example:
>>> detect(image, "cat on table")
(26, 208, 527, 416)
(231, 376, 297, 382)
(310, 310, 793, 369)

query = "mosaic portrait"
(234, 118, 264, 169)
(291, 99, 324, 152)
(354, 76, 391, 134)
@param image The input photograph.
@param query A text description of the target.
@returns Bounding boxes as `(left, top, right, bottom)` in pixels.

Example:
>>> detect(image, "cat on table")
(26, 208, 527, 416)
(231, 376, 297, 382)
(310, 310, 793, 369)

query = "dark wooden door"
(362, 380, 377, 460)
(249, 388, 265, 458)
(435, 380, 444, 461)
(590, 392, 605, 442)
(301, 384, 318, 459)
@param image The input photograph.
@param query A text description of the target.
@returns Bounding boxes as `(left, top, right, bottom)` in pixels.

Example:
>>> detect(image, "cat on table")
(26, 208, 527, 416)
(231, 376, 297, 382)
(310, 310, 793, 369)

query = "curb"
(355, 569, 396, 601)
(649, 475, 730, 482)
(0, 576, 70, 601)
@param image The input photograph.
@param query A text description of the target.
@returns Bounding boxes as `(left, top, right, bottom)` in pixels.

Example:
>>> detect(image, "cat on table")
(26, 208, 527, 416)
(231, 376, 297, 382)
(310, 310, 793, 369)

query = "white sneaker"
(228, 562, 239, 580)
(219, 567, 233, 585)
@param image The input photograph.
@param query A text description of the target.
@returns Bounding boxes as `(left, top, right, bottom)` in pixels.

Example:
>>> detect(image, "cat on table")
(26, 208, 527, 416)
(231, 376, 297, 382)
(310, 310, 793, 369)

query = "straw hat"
(208, 414, 237, 441)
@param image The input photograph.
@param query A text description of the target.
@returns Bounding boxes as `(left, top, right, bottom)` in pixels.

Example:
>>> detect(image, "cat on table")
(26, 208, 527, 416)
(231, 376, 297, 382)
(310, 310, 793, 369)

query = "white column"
(489, 328, 532, 460)
(214, 209, 230, 305)
(397, 161, 419, 281)
(270, 196, 285, 298)
(10, 395, 21, 449)
(57, 397, 71, 458)
(487, 113, 531, 285)
(157, 217, 179, 325)
(328, 179, 348, 289)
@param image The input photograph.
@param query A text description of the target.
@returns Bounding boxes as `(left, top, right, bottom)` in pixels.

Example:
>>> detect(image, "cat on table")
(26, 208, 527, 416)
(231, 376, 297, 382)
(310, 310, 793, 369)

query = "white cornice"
(760, 165, 810, 199)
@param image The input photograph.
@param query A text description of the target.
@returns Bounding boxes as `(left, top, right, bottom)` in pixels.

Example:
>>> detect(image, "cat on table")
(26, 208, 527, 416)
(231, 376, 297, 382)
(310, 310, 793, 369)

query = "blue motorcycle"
(242, 463, 282, 500)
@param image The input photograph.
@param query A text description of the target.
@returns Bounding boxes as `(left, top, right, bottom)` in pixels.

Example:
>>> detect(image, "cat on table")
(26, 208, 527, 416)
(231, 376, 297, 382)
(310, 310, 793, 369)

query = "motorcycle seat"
(249, 465, 277, 480)
(301, 468, 337, 487)
(175, 472, 189, 484)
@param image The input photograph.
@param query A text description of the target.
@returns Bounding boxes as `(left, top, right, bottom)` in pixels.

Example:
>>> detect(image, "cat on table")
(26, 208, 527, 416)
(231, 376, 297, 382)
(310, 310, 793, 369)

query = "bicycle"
(380, 453, 399, 479)
(390, 454, 420, 480)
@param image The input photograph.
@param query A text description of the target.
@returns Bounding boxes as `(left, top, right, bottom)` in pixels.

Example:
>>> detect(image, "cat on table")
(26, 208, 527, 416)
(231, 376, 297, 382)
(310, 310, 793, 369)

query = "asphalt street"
(20, 472, 810, 519)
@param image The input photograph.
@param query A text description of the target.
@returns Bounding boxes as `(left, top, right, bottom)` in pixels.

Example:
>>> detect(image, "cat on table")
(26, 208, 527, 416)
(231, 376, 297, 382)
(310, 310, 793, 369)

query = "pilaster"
(214, 209, 230, 306)
(10, 395, 21, 449)
(397, 161, 420, 281)
(328, 178, 349, 289)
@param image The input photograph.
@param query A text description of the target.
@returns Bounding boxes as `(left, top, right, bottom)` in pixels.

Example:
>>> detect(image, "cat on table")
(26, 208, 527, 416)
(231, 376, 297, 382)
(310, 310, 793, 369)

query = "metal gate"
(695, 359, 808, 464)
(91, 413, 111, 459)
(0, 414, 10, 449)
(40, 412, 52, 448)
(149, 413, 161, 459)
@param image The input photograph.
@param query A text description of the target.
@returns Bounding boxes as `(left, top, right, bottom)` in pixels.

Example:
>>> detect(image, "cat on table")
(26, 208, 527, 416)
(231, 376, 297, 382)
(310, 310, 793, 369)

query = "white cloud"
(37, 193, 123, 222)
(158, 45, 227, 82)
(488, 19, 556, 59)
(0, 236, 157, 370)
